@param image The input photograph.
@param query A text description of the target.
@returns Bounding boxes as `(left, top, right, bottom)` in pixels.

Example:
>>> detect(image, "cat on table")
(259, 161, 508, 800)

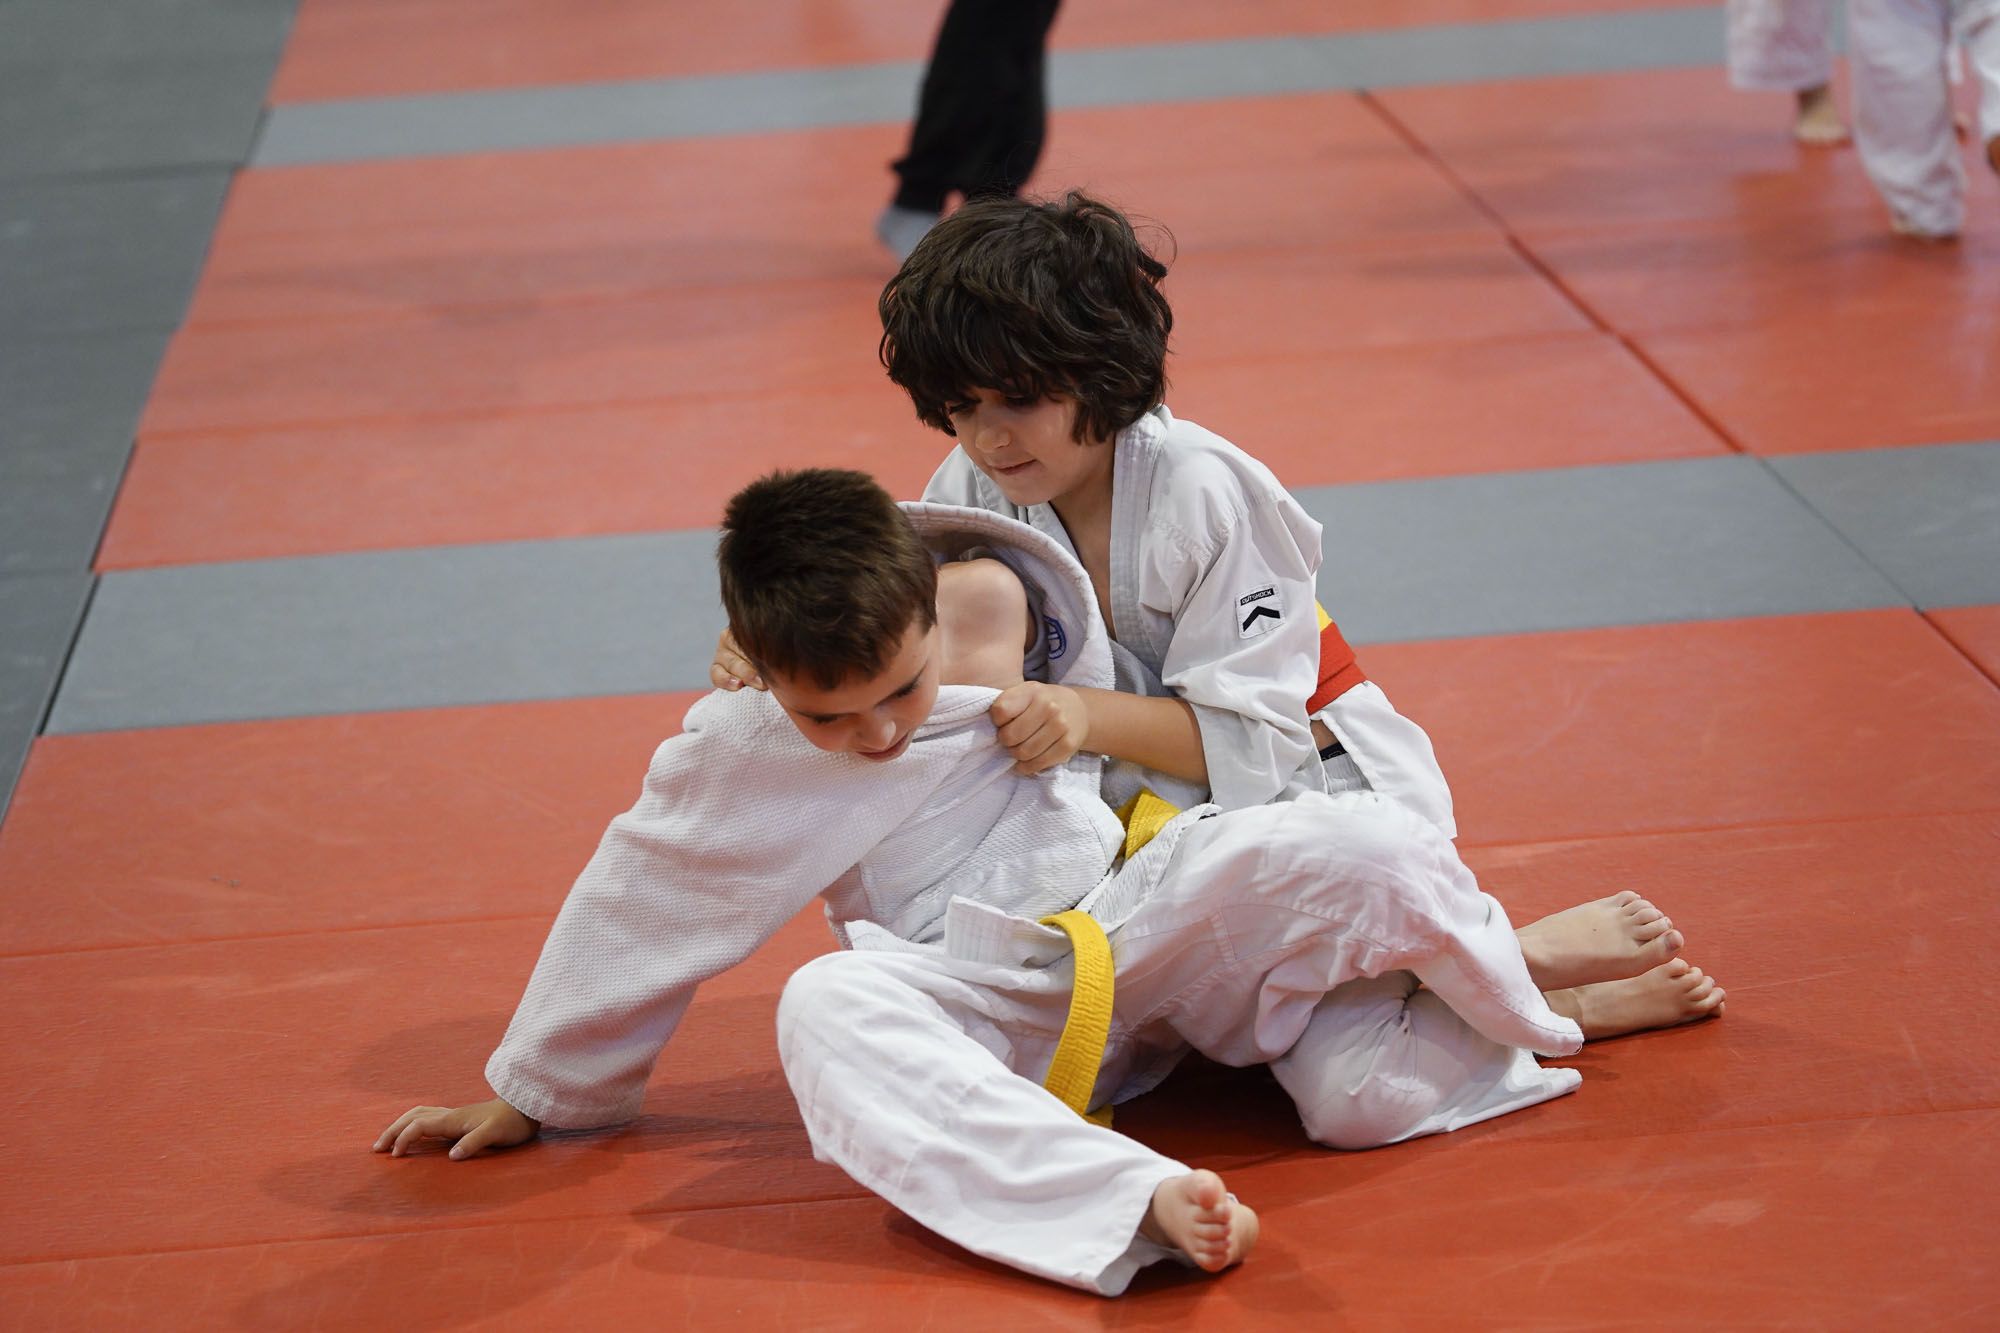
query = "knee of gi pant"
(775, 951, 874, 1070)
(1282, 791, 1447, 918)
(1281, 975, 1445, 1151)
(1297, 1069, 1445, 1152)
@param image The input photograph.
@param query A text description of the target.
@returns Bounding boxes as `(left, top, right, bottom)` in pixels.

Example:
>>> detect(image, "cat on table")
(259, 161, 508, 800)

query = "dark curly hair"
(878, 191, 1173, 445)
(718, 469, 938, 691)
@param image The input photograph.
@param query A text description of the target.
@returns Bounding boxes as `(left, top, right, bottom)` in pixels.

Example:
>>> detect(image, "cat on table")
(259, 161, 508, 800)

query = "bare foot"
(1516, 891, 1683, 990)
(1545, 958, 1725, 1041)
(1890, 212, 1961, 243)
(1793, 84, 1848, 146)
(1139, 1170, 1259, 1273)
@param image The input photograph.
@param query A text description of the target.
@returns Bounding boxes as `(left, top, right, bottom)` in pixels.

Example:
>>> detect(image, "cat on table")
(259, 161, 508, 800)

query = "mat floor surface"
(3, 0, 1997, 1327)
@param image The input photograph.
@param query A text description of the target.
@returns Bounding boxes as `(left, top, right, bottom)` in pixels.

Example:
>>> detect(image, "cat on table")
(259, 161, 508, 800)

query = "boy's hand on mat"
(991, 682, 1088, 775)
(710, 628, 764, 691)
(373, 1097, 540, 1160)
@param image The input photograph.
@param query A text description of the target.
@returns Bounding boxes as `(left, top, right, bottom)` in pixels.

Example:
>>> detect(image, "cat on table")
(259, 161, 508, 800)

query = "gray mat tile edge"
(252, 6, 1720, 166)
(1768, 443, 2000, 612)
(0, 170, 236, 338)
(1, 331, 171, 575)
(0, 1, 301, 822)
(0, 574, 94, 811)
(51, 449, 1999, 736)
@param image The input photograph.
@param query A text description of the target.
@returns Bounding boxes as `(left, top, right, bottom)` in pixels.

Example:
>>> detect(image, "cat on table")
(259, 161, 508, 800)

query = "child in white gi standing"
(383, 470, 1722, 1295)
(1849, 0, 2000, 237)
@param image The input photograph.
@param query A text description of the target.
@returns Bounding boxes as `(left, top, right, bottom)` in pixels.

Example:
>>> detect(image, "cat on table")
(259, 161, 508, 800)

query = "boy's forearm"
(1073, 687, 1209, 783)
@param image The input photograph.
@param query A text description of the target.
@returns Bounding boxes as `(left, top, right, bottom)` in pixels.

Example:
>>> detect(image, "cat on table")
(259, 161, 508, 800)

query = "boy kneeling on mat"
(376, 469, 1710, 1296)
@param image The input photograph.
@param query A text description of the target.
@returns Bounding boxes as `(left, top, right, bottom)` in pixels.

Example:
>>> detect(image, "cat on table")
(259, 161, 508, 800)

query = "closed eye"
(795, 667, 925, 725)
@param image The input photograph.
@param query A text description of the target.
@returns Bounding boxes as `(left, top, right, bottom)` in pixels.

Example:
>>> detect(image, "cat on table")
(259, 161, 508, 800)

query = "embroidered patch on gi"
(1237, 586, 1283, 639)
(1044, 614, 1068, 660)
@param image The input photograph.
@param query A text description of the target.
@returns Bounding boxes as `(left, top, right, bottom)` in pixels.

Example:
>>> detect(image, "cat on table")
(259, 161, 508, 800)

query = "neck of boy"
(1050, 477, 1117, 641)
(1048, 449, 1116, 553)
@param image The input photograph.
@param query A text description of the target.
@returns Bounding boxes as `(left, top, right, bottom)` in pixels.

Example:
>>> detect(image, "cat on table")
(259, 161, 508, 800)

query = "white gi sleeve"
(1144, 494, 1324, 810)
(483, 696, 920, 1129)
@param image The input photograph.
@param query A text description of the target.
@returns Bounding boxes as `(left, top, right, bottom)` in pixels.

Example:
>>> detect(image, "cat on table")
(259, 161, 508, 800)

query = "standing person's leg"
(880, 0, 1061, 258)
(775, 946, 1251, 1295)
(1852, 0, 1963, 235)
(963, 0, 1059, 199)
(1963, 0, 2000, 171)
(1729, 0, 1838, 87)
(1728, 0, 1847, 142)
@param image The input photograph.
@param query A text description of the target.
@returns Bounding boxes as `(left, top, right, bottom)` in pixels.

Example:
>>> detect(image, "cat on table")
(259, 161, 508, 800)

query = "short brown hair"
(878, 191, 1172, 445)
(718, 469, 938, 690)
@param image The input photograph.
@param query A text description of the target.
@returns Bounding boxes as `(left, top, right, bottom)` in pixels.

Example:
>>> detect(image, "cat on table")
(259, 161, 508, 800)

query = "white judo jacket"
(923, 405, 1457, 834)
(485, 503, 1126, 1129)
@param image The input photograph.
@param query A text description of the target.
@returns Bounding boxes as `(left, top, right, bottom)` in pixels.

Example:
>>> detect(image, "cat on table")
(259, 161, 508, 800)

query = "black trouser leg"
(891, 0, 1062, 212)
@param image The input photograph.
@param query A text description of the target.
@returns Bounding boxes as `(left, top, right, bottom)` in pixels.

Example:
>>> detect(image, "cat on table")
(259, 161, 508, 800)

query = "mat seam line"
(1921, 610, 2000, 693)
(1354, 88, 1757, 462)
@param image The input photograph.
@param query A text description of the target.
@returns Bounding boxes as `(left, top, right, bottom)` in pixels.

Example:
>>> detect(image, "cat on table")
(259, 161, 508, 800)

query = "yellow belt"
(1037, 788, 1183, 1127)
(1036, 910, 1116, 1127)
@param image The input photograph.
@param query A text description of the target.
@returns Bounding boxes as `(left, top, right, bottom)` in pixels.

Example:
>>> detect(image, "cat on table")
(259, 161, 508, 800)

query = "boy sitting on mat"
(376, 469, 1719, 1295)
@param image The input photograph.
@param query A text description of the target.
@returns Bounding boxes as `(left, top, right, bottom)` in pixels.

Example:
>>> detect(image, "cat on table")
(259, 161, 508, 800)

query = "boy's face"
(946, 390, 1113, 511)
(762, 617, 940, 763)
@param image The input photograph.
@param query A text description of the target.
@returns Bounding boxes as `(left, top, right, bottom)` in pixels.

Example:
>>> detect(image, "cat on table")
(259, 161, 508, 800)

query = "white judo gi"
(1728, 0, 1839, 91)
(486, 502, 1583, 1296)
(1850, 0, 2000, 235)
(922, 405, 1458, 837)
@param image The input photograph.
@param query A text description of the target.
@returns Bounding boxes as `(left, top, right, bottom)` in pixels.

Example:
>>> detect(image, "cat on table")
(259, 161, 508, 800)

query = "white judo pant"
(776, 793, 1584, 1295)
(1729, 0, 1839, 91)
(1851, 0, 2000, 234)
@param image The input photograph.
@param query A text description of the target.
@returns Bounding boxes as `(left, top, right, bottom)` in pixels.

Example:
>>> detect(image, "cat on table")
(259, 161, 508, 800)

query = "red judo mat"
(6, 1, 2000, 1325)
(5, 612, 1999, 1324)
